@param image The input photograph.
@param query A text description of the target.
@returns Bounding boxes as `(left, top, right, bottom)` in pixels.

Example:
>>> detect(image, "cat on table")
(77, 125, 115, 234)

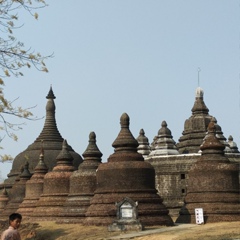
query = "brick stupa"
(31, 140, 75, 220)
(176, 120, 240, 223)
(60, 132, 102, 223)
(2, 87, 82, 189)
(17, 147, 48, 218)
(85, 113, 173, 226)
(1, 162, 32, 218)
(177, 87, 213, 153)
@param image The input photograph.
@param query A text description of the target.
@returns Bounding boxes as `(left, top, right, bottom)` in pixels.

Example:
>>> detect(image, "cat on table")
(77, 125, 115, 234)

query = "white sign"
(120, 202, 133, 218)
(195, 208, 204, 224)
(121, 208, 133, 218)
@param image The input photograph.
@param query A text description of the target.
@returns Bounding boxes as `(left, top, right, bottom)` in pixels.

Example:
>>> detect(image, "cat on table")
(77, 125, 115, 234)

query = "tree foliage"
(0, 0, 51, 162)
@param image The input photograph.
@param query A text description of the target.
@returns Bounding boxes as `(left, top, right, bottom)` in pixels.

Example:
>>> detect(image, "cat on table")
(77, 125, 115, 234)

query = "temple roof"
(177, 87, 213, 154)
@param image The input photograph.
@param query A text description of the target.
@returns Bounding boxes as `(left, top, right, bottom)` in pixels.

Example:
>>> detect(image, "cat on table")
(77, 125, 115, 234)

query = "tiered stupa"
(176, 120, 240, 223)
(2, 87, 82, 189)
(1, 162, 32, 218)
(31, 140, 75, 220)
(85, 113, 173, 226)
(17, 147, 48, 218)
(136, 129, 150, 159)
(145, 87, 238, 216)
(60, 132, 102, 223)
(150, 121, 179, 156)
(177, 87, 213, 153)
(146, 121, 187, 216)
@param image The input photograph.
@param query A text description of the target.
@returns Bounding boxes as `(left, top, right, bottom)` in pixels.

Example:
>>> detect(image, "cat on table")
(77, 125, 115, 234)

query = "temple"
(0, 86, 239, 224)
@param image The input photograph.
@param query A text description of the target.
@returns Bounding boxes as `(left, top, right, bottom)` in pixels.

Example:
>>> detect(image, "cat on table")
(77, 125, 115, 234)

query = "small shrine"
(108, 197, 143, 232)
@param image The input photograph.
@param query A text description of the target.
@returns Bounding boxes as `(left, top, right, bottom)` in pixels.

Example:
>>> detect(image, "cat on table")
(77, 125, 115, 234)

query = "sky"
(1, 1, 240, 181)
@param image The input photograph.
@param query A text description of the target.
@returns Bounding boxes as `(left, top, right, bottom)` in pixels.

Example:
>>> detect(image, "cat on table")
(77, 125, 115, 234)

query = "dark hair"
(9, 213, 22, 222)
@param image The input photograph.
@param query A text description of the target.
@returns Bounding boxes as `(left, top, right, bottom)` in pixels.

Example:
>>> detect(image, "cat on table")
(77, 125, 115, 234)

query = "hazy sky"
(1, 1, 240, 180)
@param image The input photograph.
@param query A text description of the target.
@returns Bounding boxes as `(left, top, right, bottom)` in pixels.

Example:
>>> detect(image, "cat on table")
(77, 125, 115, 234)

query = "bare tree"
(0, 0, 52, 161)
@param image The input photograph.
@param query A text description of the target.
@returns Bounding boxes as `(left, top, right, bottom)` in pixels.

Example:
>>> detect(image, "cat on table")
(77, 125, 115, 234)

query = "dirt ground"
(0, 219, 240, 240)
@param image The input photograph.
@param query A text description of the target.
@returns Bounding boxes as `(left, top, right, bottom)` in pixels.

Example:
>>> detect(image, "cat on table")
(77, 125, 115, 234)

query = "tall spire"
(35, 86, 63, 142)
(177, 87, 213, 153)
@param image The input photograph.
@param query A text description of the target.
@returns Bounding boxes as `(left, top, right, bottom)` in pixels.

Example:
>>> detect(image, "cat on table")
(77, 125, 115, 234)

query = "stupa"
(31, 140, 75, 220)
(177, 87, 213, 153)
(150, 121, 179, 156)
(1, 162, 32, 218)
(136, 129, 150, 159)
(2, 87, 82, 189)
(176, 120, 240, 223)
(85, 113, 173, 226)
(17, 146, 48, 218)
(60, 132, 102, 223)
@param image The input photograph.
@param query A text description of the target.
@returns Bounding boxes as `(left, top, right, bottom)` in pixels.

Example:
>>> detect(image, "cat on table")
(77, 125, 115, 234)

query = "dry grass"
(1, 220, 240, 240)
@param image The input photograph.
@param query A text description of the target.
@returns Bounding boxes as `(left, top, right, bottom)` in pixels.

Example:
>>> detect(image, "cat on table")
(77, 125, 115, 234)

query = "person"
(1, 213, 22, 240)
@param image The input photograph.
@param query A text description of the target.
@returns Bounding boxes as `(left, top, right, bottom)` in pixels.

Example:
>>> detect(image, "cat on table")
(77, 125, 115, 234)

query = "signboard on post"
(195, 208, 204, 224)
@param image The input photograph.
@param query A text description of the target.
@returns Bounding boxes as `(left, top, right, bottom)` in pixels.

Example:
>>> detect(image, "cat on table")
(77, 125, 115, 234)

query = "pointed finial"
(46, 85, 56, 99)
(161, 121, 167, 128)
(112, 113, 139, 152)
(56, 139, 73, 164)
(82, 131, 103, 159)
(120, 113, 130, 128)
(20, 161, 32, 178)
(137, 129, 149, 143)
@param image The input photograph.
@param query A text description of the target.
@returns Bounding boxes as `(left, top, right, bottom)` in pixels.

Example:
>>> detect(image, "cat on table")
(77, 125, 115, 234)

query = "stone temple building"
(144, 87, 240, 216)
(0, 86, 239, 225)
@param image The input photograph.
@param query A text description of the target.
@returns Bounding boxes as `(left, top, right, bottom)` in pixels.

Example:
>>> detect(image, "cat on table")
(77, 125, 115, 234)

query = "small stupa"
(17, 146, 48, 217)
(60, 132, 102, 223)
(2, 87, 82, 188)
(85, 113, 173, 226)
(211, 117, 231, 153)
(136, 129, 150, 159)
(176, 120, 240, 223)
(31, 140, 75, 220)
(150, 121, 179, 156)
(1, 162, 32, 218)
